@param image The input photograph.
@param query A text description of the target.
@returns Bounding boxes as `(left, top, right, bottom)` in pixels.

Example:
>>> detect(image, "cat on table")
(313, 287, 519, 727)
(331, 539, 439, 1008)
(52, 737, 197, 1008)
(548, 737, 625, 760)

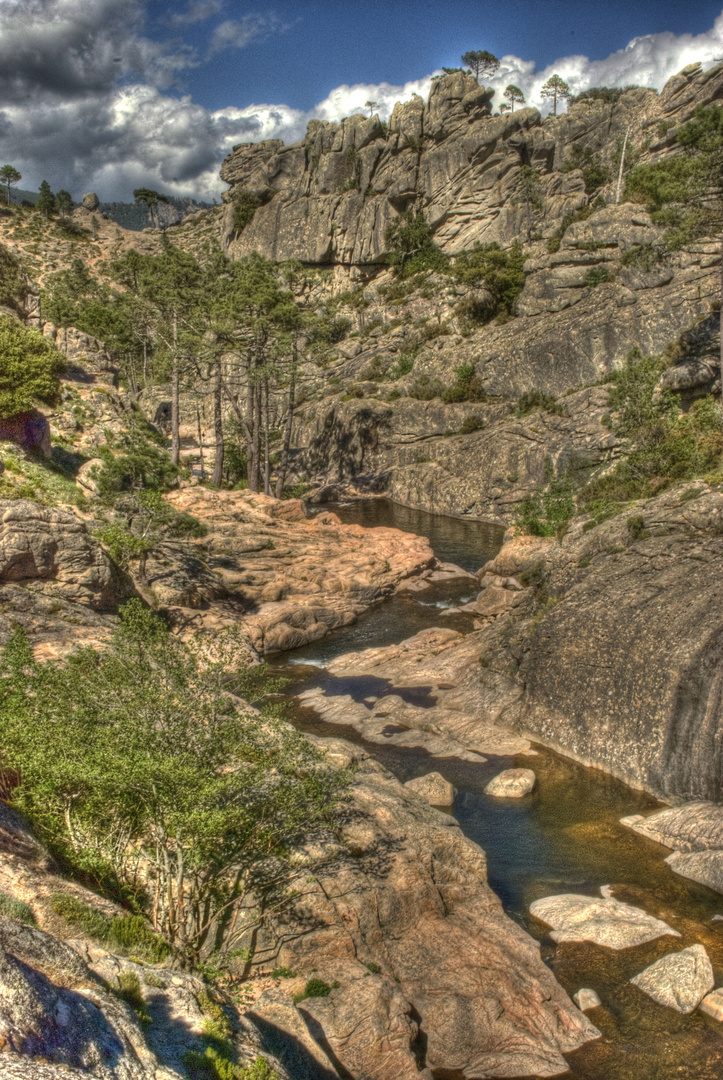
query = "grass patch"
(51, 894, 171, 963)
(0, 890, 36, 925)
(293, 977, 339, 1005)
(516, 390, 566, 418)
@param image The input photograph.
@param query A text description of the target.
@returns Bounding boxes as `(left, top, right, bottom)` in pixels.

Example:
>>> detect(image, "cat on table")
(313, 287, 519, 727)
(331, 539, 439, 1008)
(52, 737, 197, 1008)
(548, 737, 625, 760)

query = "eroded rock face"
(631, 945, 714, 1014)
(0, 500, 134, 618)
(154, 487, 434, 654)
(256, 744, 599, 1079)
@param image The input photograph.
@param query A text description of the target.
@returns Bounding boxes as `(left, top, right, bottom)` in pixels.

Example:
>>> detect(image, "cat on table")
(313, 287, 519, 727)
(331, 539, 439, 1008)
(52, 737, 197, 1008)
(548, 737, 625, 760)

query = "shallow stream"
(273, 499, 723, 1079)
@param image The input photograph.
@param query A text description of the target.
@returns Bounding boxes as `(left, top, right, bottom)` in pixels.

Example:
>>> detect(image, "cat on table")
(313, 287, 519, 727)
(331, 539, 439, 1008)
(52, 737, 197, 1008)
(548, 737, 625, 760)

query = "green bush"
(115, 972, 151, 1025)
(441, 363, 486, 404)
(0, 316, 65, 418)
(451, 241, 525, 318)
(516, 464, 575, 538)
(562, 144, 612, 195)
(0, 890, 36, 925)
(409, 374, 445, 400)
(516, 390, 565, 417)
(458, 413, 484, 434)
(585, 266, 609, 288)
(385, 209, 448, 278)
(0, 244, 29, 313)
(293, 977, 338, 1004)
(51, 894, 171, 962)
(2, 603, 351, 960)
(232, 190, 268, 235)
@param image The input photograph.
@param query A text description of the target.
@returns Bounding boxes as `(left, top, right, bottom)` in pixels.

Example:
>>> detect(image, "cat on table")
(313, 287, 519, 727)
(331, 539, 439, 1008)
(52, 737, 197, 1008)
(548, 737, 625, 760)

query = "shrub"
(627, 514, 649, 540)
(451, 241, 525, 318)
(115, 972, 151, 1025)
(0, 316, 65, 418)
(51, 894, 171, 962)
(517, 390, 565, 417)
(386, 351, 416, 380)
(0, 890, 36, 925)
(441, 363, 486, 404)
(585, 266, 609, 288)
(516, 465, 575, 538)
(458, 413, 484, 434)
(562, 144, 612, 195)
(293, 978, 338, 1004)
(3, 604, 352, 961)
(568, 85, 648, 106)
(385, 209, 448, 277)
(0, 244, 29, 313)
(232, 189, 270, 235)
(409, 374, 445, 400)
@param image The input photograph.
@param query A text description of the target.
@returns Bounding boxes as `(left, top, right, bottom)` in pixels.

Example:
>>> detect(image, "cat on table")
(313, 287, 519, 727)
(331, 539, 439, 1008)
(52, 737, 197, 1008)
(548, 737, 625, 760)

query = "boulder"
(530, 893, 680, 949)
(75, 458, 104, 497)
(573, 988, 602, 1011)
(485, 768, 536, 798)
(700, 987, 723, 1021)
(631, 945, 714, 1014)
(0, 411, 51, 456)
(81, 192, 100, 210)
(404, 772, 457, 806)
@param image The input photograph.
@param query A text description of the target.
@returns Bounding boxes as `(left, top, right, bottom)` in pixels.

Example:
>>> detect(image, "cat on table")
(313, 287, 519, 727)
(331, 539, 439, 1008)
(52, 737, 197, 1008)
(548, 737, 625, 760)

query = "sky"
(1, 0, 723, 204)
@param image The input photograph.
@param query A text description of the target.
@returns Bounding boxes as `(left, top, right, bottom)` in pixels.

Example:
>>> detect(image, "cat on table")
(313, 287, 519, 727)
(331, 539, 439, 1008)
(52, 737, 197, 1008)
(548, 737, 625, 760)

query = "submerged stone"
(530, 893, 680, 949)
(485, 768, 536, 798)
(631, 945, 714, 1014)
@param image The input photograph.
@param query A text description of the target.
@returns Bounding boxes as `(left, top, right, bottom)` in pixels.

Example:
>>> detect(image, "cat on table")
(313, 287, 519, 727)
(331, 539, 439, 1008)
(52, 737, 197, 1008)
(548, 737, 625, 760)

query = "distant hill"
(100, 197, 214, 231)
(1, 186, 212, 229)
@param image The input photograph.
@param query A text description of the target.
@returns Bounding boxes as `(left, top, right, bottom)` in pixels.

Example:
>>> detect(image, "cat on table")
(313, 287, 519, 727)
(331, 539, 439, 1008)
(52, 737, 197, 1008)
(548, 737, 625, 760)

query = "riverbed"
(273, 499, 723, 1080)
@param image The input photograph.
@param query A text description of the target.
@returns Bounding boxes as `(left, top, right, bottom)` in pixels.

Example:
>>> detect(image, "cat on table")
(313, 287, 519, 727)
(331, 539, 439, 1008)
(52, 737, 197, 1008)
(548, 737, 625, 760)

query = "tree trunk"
(254, 377, 262, 493)
(275, 363, 296, 499)
(212, 362, 224, 486)
(171, 311, 180, 466)
(720, 233, 723, 402)
(196, 401, 205, 481)
(246, 380, 258, 491)
(263, 378, 271, 496)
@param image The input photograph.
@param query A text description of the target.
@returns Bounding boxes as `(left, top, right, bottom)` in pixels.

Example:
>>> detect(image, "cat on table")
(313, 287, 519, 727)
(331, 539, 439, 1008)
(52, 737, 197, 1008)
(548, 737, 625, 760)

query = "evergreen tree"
(36, 180, 56, 218)
(540, 74, 572, 115)
(55, 189, 74, 216)
(504, 85, 526, 112)
(133, 187, 171, 229)
(461, 50, 499, 84)
(0, 165, 21, 206)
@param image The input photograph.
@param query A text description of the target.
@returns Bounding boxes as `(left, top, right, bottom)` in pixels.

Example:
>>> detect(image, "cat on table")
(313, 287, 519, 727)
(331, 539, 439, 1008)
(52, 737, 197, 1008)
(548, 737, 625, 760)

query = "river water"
(273, 499, 723, 1080)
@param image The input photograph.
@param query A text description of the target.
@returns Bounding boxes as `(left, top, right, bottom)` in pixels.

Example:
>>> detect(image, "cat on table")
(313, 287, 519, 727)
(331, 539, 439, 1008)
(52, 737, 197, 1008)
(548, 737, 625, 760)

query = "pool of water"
(275, 499, 723, 1079)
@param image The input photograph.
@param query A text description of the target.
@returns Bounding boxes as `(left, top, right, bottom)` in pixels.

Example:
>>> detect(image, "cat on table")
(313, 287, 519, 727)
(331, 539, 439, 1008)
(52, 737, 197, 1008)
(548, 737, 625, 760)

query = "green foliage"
(568, 85, 647, 107)
(184, 1050, 277, 1080)
(619, 243, 663, 271)
(0, 165, 21, 206)
(0, 243, 29, 313)
(547, 202, 601, 253)
(540, 74, 572, 114)
(585, 266, 609, 288)
(115, 972, 152, 1025)
(460, 50, 499, 83)
(308, 314, 351, 348)
(0, 315, 65, 417)
(626, 514, 649, 540)
(504, 85, 525, 111)
(409, 374, 446, 400)
(562, 144, 612, 194)
(385, 209, 448, 277)
(579, 350, 723, 519)
(440, 362, 486, 403)
(94, 426, 180, 499)
(232, 190, 266, 234)
(50, 895, 171, 962)
(516, 390, 565, 417)
(270, 966, 296, 978)
(385, 351, 416, 381)
(458, 413, 484, 434)
(516, 464, 575, 537)
(55, 190, 74, 216)
(0, 890, 36, 925)
(36, 180, 56, 218)
(133, 188, 170, 229)
(293, 978, 338, 1004)
(1, 603, 351, 958)
(452, 241, 525, 319)
(365, 962, 381, 973)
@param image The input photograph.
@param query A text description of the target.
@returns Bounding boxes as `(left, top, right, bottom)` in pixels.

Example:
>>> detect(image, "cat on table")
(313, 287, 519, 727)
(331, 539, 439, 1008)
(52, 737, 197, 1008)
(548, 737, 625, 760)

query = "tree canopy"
(0, 165, 21, 206)
(0, 316, 65, 418)
(540, 74, 572, 115)
(461, 50, 499, 84)
(504, 85, 525, 112)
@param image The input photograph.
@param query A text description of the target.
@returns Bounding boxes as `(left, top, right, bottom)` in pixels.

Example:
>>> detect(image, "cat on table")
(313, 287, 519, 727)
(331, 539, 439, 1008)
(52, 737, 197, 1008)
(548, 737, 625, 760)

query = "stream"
(271, 498, 723, 1080)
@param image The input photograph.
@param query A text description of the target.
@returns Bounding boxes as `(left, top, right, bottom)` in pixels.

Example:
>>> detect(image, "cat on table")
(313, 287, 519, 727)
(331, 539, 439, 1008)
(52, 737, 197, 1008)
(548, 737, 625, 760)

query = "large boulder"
(530, 893, 680, 949)
(0, 411, 51, 456)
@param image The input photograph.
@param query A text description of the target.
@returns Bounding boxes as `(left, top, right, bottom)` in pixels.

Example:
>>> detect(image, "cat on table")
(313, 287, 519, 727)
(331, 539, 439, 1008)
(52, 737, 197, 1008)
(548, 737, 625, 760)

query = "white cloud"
(168, 0, 222, 28)
(205, 14, 285, 58)
(2, 3, 723, 203)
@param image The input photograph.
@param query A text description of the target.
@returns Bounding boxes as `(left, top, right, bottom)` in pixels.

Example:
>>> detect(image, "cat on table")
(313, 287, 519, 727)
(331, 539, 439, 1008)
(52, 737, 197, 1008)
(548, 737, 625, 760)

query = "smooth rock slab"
(404, 772, 457, 806)
(631, 945, 714, 1014)
(573, 988, 601, 1011)
(530, 894, 681, 949)
(665, 849, 723, 896)
(485, 768, 536, 798)
(700, 988, 723, 1021)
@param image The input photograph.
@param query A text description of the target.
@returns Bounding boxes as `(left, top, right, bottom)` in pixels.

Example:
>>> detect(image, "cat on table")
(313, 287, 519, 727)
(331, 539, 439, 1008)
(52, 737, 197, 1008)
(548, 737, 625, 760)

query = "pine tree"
(461, 50, 499, 85)
(540, 75, 572, 115)
(504, 85, 526, 112)
(36, 180, 56, 218)
(0, 165, 21, 207)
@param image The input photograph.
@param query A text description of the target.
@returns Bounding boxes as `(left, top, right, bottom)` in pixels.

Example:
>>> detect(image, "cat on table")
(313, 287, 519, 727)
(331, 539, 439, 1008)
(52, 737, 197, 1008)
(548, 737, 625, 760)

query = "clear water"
(275, 498, 723, 1079)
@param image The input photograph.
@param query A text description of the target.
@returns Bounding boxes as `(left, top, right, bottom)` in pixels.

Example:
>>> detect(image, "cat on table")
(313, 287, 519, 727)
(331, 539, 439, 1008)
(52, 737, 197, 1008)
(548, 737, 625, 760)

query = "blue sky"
(144, 0, 723, 113)
(1, 1, 723, 202)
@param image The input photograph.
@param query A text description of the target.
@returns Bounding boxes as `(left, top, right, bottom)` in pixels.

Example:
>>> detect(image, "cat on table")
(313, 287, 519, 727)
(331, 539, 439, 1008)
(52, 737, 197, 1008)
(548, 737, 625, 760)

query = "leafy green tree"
(461, 50, 500, 84)
(540, 74, 572, 115)
(36, 180, 56, 218)
(133, 187, 171, 230)
(0, 601, 351, 959)
(55, 189, 74, 216)
(0, 244, 29, 313)
(452, 241, 526, 317)
(0, 165, 21, 206)
(0, 316, 65, 417)
(504, 85, 525, 112)
(384, 208, 448, 277)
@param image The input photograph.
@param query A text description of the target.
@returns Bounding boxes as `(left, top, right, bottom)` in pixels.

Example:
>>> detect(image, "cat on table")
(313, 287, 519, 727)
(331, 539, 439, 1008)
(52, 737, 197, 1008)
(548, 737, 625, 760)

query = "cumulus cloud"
(3, 2, 723, 203)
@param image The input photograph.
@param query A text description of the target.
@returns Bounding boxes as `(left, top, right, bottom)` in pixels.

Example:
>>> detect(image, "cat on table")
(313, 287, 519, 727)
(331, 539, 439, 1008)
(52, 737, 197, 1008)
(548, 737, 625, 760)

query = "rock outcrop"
(630, 944, 714, 1014)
